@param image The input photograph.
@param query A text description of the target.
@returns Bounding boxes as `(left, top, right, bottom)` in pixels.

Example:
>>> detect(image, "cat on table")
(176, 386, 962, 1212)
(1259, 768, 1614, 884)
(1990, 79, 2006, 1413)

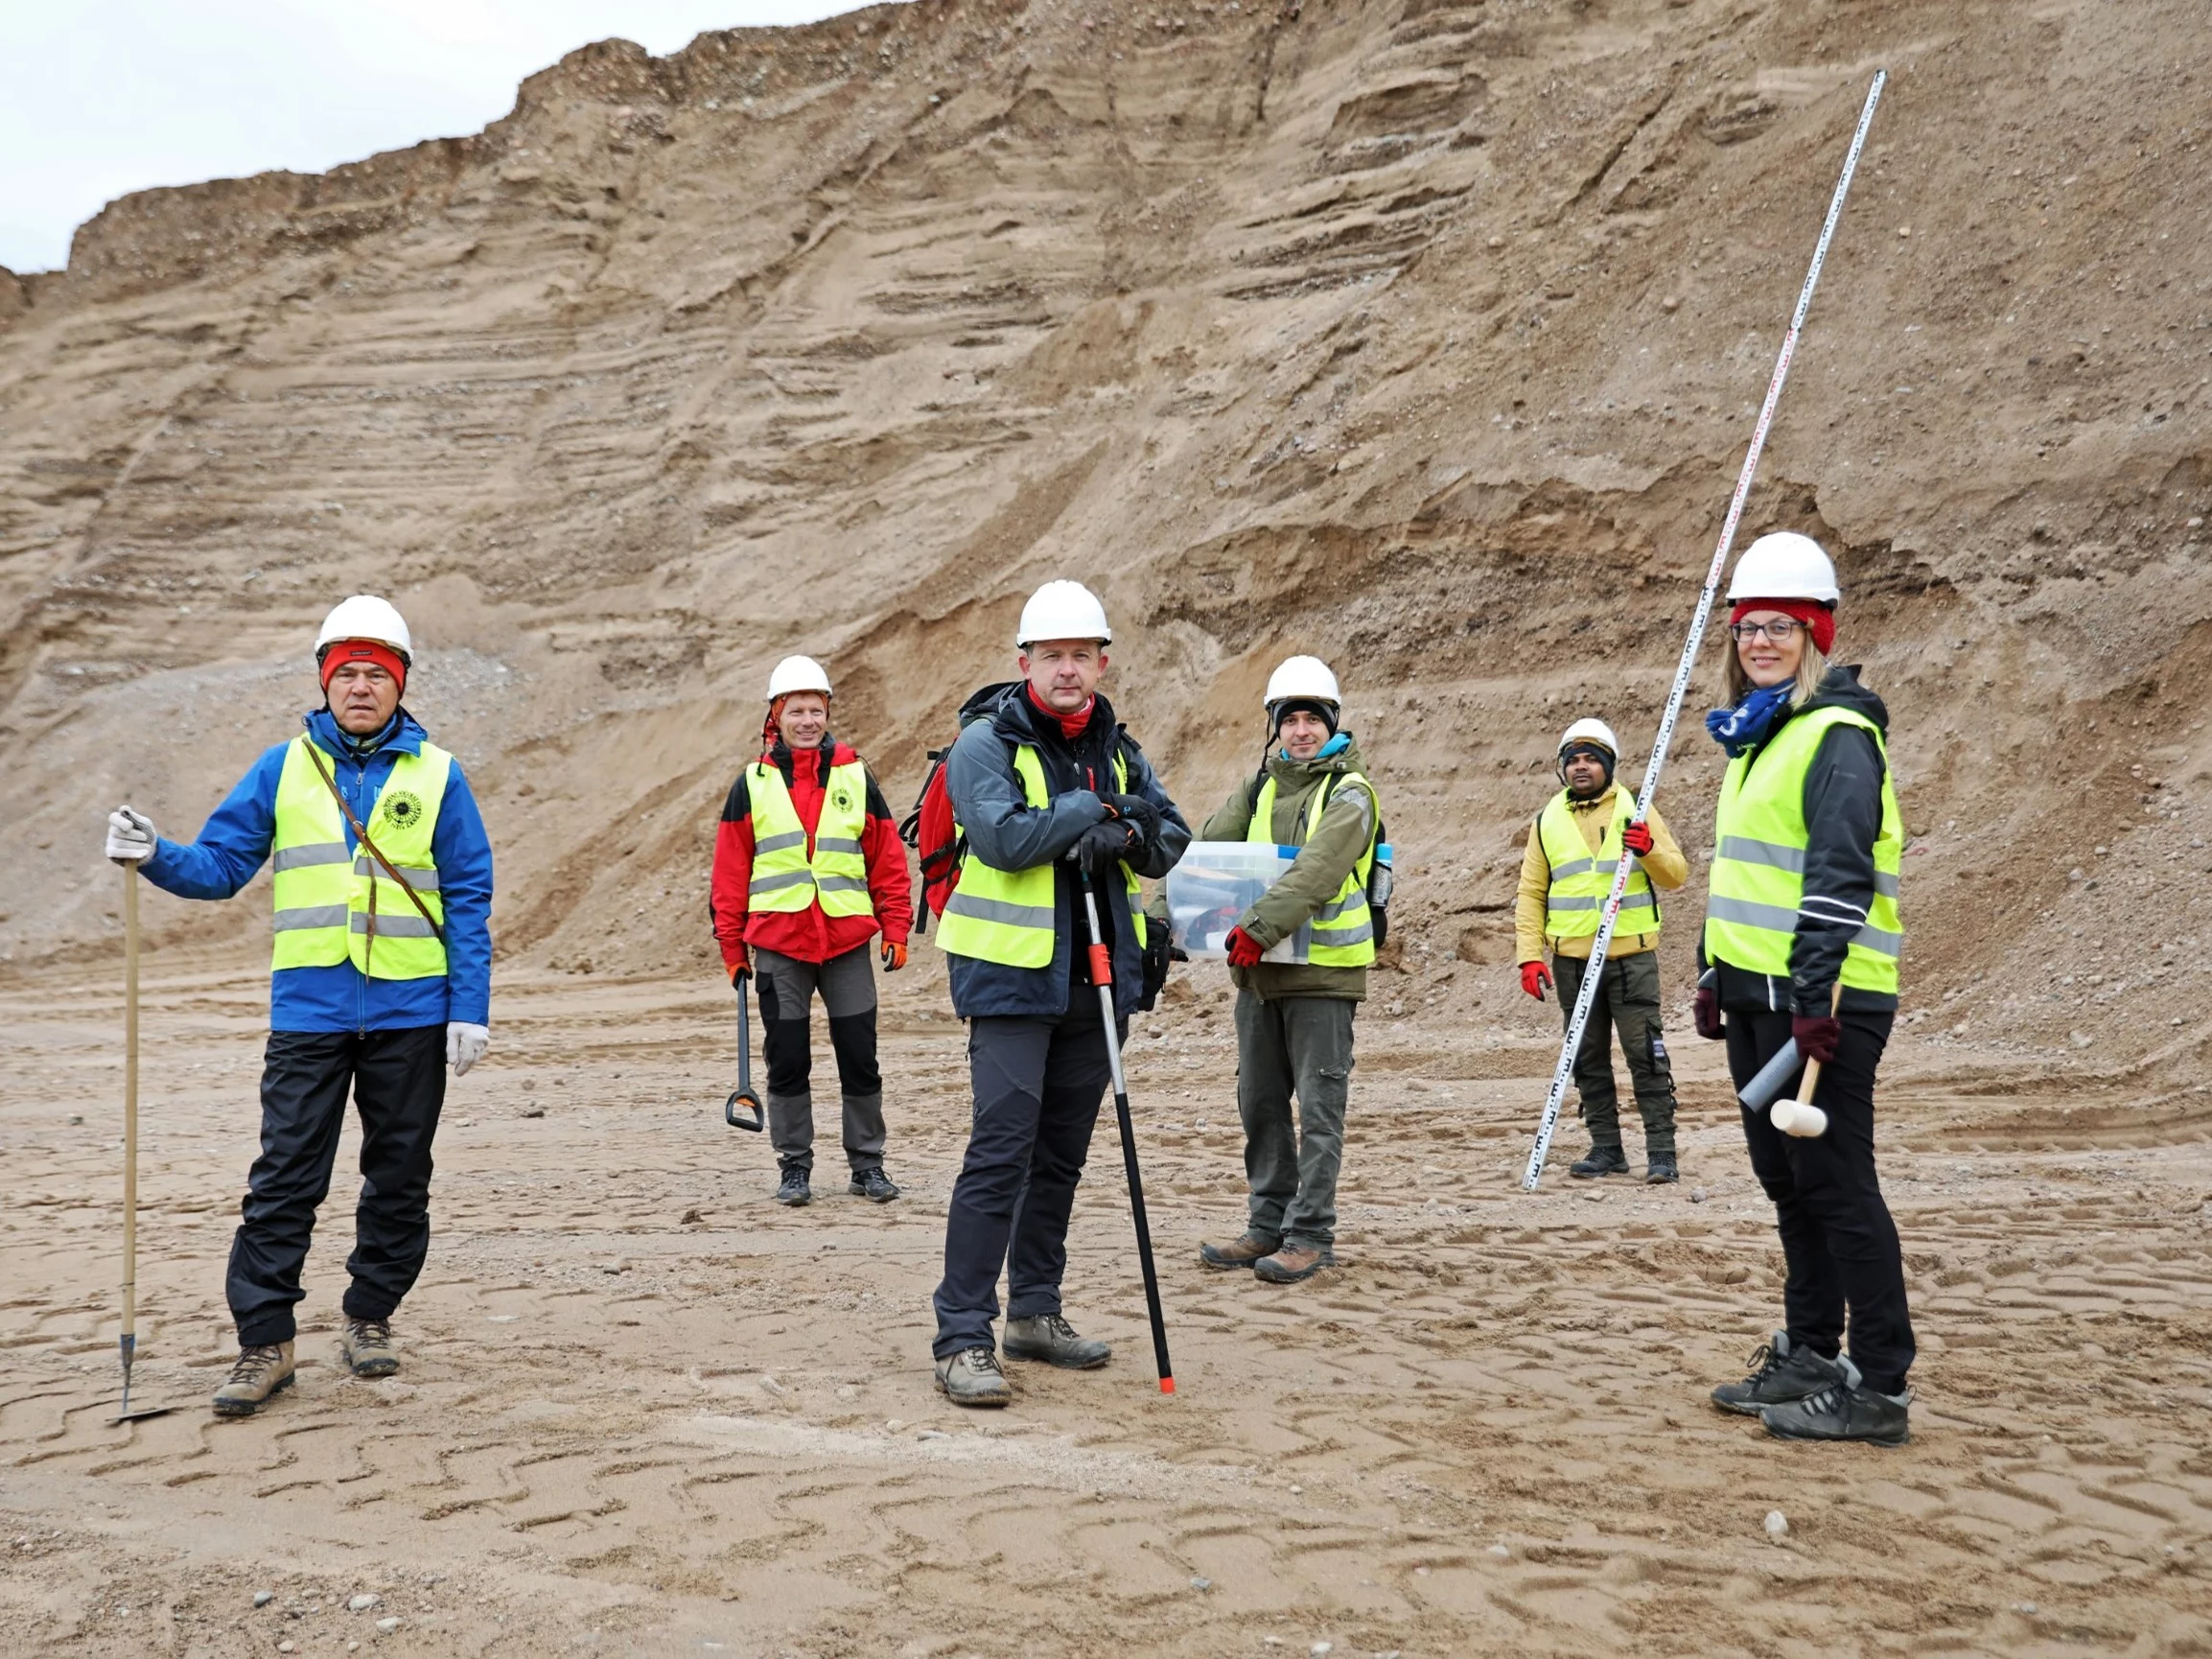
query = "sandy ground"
(7, 947, 2212, 1659)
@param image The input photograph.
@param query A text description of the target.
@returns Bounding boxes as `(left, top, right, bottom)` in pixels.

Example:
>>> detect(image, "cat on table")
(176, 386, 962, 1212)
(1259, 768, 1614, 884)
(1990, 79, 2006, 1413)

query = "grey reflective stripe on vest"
(350, 912, 439, 940)
(1314, 890, 1368, 923)
(749, 869, 816, 897)
(1549, 890, 1657, 914)
(941, 891, 1055, 931)
(1851, 922, 1903, 957)
(273, 903, 351, 932)
(1319, 919, 1374, 947)
(272, 842, 351, 874)
(753, 830, 807, 856)
(815, 875, 871, 895)
(1722, 835, 1898, 899)
(1548, 855, 1595, 879)
(1706, 894, 1799, 934)
(353, 854, 440, 892)
(815, 835, 864, 855)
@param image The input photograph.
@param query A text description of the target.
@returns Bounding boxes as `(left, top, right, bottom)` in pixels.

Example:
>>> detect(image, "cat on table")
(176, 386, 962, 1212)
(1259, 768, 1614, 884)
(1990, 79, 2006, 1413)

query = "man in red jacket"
(710, 656, 914, 1205)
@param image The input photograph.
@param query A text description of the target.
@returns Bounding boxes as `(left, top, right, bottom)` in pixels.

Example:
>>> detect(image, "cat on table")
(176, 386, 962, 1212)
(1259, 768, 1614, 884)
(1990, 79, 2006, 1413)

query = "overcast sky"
(0, 0, 850, 272)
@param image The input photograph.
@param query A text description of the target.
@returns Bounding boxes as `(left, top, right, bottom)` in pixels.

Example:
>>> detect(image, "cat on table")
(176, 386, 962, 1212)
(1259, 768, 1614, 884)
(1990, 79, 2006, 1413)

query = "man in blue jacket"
(105, 596, 495, 1416)
(930, 580, 1190, 1407)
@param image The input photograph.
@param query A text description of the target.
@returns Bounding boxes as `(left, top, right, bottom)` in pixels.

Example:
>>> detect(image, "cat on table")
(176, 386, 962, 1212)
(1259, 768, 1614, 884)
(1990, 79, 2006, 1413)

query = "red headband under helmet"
(1729, 598, 1834, 656)
(319, 640, 408, 694)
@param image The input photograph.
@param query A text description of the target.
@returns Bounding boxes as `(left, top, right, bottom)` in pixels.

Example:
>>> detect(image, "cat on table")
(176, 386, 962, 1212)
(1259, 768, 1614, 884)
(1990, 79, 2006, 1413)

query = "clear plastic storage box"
(1165, 841, 1311, 964)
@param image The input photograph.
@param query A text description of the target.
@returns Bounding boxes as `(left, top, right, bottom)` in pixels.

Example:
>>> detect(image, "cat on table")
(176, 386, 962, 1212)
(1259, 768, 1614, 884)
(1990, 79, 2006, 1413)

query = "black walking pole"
(1075, 865, 1175, 1394)
(723, 970, 765, 1132)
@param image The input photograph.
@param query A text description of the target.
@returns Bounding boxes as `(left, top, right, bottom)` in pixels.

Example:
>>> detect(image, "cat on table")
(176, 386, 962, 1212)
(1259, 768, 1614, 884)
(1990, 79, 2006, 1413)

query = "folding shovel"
(111, 865, 173, 1424)
(723, 971, 765, 1133)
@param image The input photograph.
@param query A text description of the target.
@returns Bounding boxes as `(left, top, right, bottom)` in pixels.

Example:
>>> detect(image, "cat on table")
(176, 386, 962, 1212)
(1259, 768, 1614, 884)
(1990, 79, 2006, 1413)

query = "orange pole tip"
(1158, 1376, 1176, 1394)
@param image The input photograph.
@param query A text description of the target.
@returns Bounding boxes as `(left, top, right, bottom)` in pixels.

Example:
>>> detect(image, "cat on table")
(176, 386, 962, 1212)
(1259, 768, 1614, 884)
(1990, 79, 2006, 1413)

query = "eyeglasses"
(1728, 618, 1804, 643)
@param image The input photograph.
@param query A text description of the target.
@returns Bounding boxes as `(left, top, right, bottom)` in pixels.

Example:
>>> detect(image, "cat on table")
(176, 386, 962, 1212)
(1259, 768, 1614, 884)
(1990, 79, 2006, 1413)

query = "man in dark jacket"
(1195, 656, 1381, 1284)
(930, 580, 1190, 1407)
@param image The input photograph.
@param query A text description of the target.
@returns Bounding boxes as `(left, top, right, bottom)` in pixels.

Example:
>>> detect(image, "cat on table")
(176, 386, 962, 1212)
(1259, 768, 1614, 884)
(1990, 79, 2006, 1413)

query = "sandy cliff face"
(3, 0, 2209, 1060)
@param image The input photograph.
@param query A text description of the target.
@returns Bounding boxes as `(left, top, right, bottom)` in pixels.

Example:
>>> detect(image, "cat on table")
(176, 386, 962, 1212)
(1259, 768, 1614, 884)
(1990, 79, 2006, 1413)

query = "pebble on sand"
(349, 1594, 382, 1611)
(253, 1591, 275, 1607)
(1190, 1577, 1212, 1591)
(1690, 1187, 1710, 1203)
(1764, 1510, 1789, 1539)
(377, 1617, 402, 1632)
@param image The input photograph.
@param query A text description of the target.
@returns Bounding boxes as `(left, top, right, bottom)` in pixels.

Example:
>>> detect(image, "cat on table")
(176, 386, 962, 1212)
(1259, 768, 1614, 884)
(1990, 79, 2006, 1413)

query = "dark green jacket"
(1196, 736, 1376, 1002)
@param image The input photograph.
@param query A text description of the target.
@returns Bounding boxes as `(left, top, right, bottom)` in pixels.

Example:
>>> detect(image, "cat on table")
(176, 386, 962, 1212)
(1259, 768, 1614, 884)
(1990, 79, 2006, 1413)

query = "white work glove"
(106, 806, 157, 863)
(446, 1021, 490, 1077)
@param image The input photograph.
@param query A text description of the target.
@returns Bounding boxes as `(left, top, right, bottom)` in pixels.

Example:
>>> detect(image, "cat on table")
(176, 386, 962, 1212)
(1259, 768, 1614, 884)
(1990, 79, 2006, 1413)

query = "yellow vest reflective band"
(269, 735, 450, 980)
(1537, 789, 1658, 941)
(1246, 770, 1378, 969)
(746, 759, 873, 920)
(938, 745, 1145, 967)
(1704, 705, 1903, 994)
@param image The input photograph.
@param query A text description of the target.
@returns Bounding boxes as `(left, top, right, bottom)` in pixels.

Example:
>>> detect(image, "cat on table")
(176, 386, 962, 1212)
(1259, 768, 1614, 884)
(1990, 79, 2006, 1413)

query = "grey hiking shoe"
(213, 1342, 295, 1416)
(849, 1167, 900, 1203)
(1761, 1354, 1911, 1446)
(1254, 1243, 1337, 1283)
(1645, 1153, 1680, 1184)
(1199, 1230, 1281, 1271)
(340, 1317, 400, 1378)
(934, 1346, 1013, 1407)
(1003, 1313, 1111, 1369)
(775, 1165, 812, 1206)
(1571, 1143, 1629, 1179)
(1711, 1330, 1834, 1416)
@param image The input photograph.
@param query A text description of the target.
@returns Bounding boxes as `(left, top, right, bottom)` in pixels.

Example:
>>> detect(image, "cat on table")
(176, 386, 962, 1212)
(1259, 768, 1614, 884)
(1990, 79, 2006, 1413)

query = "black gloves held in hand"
(1073, 817, 1139, 875)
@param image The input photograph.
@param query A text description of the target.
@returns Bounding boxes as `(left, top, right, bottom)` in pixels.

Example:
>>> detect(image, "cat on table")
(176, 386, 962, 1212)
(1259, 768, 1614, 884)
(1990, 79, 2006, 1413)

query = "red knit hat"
(319, 639, 407, 694)
(1729, 598, 1834, 656)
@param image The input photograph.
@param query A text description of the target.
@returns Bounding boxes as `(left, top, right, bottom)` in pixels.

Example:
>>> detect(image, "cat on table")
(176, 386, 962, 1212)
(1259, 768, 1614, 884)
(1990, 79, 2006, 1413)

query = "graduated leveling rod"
(1523, 69, 1888, 1192)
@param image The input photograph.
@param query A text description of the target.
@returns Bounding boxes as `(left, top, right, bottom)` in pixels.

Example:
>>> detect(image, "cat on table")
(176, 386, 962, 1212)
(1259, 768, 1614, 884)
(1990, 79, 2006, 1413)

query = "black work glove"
(1103, 792, 1162, 850)
(1693, 985, 1724, 1041)
(1073, 818, 1138, 876)
(1138, 927, 1171, 1012)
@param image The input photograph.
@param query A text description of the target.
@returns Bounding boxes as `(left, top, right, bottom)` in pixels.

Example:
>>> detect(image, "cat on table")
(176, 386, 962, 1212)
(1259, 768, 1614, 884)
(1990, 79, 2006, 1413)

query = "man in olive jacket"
(1197, 656, 1381, 1284)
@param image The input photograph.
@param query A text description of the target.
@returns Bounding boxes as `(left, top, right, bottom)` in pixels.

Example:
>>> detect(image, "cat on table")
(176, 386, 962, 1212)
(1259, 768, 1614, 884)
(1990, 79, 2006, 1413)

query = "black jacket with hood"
(1706, 665, 1900, 1017)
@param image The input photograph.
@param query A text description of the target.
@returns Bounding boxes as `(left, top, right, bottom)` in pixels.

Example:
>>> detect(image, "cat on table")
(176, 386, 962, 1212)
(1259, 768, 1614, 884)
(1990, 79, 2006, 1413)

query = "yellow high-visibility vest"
(746, 759, 873, 919)
(1536, 788, 1658, 941)
(938, 746, 1145, 968)
(269, 735, 449, 979)
(1246, 770, 1378, 968)
(1704, 705, 1903, 994)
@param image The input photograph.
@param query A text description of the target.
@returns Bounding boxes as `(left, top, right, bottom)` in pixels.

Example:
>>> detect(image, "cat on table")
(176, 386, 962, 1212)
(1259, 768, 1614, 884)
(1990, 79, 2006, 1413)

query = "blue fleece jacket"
(139, 708, 495, 1033)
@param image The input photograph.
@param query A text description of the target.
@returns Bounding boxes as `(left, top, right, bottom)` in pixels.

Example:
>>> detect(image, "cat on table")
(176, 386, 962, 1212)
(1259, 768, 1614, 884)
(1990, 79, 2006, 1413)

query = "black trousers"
(1726, 1005, 1915, 1394)
(1552, 949, 1677, 1156)
(932, 997, 1114, 1358)
(227, 1026, 446, 1346)
(754, 945, 886, 1174)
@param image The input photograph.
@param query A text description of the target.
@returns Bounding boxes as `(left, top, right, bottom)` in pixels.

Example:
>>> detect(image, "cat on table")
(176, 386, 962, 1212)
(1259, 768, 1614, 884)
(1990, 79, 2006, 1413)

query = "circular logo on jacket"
(381, 790, 426, 831)
(832, 786, 854, 813)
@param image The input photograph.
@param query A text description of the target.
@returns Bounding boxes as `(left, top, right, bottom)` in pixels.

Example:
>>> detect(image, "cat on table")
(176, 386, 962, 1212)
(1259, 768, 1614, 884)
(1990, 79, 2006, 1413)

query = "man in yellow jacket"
(1514, 719, 1688, 1182)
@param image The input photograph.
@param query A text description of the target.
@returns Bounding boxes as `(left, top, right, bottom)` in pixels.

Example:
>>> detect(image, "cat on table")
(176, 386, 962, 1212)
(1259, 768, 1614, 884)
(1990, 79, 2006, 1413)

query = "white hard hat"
(1558, 717, 1619, 759)
(1727, 530, 1839, 605)
(1264, 655, 1341, 711)
(315, 595, 412, 661)
(766, 654, 832, 700)
(1015, 579, 1111, 647)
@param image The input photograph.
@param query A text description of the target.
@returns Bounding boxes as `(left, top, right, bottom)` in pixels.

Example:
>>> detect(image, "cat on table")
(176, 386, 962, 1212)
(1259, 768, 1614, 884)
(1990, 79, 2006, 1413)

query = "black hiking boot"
(849, 1167, 900, 1203)
(1711, 1330, 1836, 1416)
(1645, 1153, 1679, 1184)
(1760, 1357, 1912, 1447)
(1570, 1143, 1629, 1180)
(775, 1164, 812, 1206)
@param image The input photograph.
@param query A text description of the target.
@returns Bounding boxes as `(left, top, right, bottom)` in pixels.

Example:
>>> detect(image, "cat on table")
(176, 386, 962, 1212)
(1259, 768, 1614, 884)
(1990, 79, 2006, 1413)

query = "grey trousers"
(753, 945, 886, 1174)
(1235, 991, 1356, 1250)
(1551, 949, 1677, 1157)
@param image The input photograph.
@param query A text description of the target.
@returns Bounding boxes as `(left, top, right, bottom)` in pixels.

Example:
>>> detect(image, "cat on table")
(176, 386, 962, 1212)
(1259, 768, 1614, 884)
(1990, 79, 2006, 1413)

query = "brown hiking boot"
(1199, 1230, 1282, 1271)
(212, 1343, 295, 1416)
(1253, 1244, 1337, 1284)
(339, 1318, 400, 1378)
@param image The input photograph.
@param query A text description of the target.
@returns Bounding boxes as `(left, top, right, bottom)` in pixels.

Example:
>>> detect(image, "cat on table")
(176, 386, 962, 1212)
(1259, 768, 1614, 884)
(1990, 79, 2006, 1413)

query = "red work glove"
(1792, 1013, 1841, 1065)
(1693, 985, 1724, 1040)
(1519, 961, 1552, 1001)
(729, 942, 750, 983)
(881, 938, 908, 972)
(1621, 820, 1654, 857)
(1225, 926, 1265, 968)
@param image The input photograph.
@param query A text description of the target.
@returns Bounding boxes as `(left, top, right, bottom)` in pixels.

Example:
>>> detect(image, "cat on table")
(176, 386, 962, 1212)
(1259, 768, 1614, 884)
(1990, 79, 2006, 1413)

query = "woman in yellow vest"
(104, 596, 495, 1416)
(1194, 656, 1381, 1285)
(1512, 717, 1689, 1182)
(1696, 532, 1914, 1447)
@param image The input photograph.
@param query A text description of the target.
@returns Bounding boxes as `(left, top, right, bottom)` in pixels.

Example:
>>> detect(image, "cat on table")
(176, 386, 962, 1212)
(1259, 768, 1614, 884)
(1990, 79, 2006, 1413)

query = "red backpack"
(899, 682, 1019, 932)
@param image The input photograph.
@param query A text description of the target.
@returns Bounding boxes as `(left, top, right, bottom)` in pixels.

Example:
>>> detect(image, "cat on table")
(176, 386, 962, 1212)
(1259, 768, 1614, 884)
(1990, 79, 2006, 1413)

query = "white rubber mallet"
(1769, 983, 1842, 1138)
